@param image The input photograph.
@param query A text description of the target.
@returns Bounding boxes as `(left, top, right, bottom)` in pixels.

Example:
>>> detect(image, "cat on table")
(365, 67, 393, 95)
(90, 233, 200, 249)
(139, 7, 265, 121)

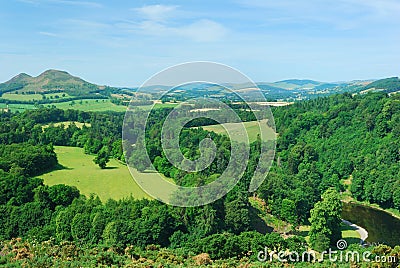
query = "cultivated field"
(50, 99, 128, 112)
(201, 119, 276, 143)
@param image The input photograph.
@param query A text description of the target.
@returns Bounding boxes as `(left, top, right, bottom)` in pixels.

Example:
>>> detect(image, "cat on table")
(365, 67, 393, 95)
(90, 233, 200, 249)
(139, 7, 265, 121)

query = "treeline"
(0, 106, 311, 264)
(0, 143, 57, 177)
(111, 98, 152, 106)
(0, 108, 125, 164)
(0, 171, 311, 266)
(267, 92, 400, 216)
(0, 95, 108, 105)
(0, 92, 399, 265)
(362, 77, 400, 93)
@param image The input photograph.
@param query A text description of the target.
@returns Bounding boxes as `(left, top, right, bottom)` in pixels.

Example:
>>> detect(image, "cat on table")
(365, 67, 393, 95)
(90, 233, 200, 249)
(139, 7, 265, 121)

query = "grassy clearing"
(49, 99, 128, 112)
(1, 93, 42, 101)
(44, 92, 70, 99)
(341, 222, 361, 245)
(42, 121, 91, 129)
(1, 103, 36, 112)
(135, 102, 179, 110)
(201, 119, 276, 143)
(297, 224, 361, 246)
(39, 146, 150, 201)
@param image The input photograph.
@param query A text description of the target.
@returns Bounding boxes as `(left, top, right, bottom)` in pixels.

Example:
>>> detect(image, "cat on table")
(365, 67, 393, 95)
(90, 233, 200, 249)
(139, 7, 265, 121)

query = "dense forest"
(0, 92, 399, 266)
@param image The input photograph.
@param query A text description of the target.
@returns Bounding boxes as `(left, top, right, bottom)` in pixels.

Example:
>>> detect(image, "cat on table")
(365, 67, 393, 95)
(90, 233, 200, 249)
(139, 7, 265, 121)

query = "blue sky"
(1, 0, 399, 86)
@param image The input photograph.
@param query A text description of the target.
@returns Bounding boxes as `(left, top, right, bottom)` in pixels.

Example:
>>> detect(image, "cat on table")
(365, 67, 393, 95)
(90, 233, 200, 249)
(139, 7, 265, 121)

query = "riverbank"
(342, 202, 400, 247)
(342, 219, 368, 244)
(342, 199, 400, 221)
(341, 176, 400, 221)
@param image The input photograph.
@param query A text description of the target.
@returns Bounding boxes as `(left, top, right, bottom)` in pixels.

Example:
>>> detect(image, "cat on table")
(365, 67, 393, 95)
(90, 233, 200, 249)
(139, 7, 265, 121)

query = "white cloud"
(119, 19, 227, 42)
(133, 4, 178, 22)
(177, 19, 228, 42)
(38, 31, 59, 37)
(126, 5, 228, 42)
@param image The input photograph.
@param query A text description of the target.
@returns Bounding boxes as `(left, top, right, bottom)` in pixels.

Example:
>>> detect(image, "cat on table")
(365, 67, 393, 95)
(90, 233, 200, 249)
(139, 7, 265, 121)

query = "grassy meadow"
(39, 146, 150, 201)
(1, 93, 43, 101)
(50, 99, 128, 112)
(0, 99, 180, 113)
(200, 119, 276, 143)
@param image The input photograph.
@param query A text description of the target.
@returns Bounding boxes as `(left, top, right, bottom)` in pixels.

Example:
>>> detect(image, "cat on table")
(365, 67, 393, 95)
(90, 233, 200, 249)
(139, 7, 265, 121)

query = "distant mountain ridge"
(1, 70, 398, 104)
(276, 79, 321, 86)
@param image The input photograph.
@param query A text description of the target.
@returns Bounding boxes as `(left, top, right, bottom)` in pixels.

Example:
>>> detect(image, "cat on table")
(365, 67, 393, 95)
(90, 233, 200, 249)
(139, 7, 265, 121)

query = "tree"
(281, 198, 297, 227)
(309, 188, 342, 251)
(56, 209, 73, 241)
(225, 196, 250, 234)
(71, 213, 91, 242)
(93, 146, 110, 169)
(393, 187, 400, 210)
(48, 184, 80, 207)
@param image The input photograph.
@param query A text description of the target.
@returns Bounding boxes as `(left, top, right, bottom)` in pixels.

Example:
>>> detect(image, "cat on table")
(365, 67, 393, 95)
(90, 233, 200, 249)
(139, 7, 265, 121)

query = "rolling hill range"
(359, 77, 400, 94)
(0, 70, 131, 111)
(1, 69, 399, 112)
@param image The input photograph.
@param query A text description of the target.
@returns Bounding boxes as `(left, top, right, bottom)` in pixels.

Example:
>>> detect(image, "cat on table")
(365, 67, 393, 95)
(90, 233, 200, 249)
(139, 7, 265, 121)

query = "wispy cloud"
(133, 4, 178, 22)
(236, 0, 400, 30)
(121, 19, 227, 42)
(127, 4, 228, 42)
(346, 0, 400, 16)
(38, 31, 59, 37)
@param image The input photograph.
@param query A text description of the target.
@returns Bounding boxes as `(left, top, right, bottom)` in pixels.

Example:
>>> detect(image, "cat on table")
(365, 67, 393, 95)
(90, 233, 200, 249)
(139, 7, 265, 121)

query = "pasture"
(200, 119, 276, 143)
(40, 146, 150, 201)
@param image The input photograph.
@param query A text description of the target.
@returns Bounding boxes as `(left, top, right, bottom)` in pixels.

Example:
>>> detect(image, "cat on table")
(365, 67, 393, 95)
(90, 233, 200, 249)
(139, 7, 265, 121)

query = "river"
(342, 202, 400, 247)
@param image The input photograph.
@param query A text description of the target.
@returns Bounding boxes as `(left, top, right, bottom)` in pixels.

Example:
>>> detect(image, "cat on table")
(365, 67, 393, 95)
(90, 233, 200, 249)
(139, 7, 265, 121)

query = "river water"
(342, 202, 400, 247)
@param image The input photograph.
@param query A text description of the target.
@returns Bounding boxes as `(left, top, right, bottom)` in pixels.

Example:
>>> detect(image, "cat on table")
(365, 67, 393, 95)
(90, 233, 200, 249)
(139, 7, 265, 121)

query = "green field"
(50, 99, 128, 112)
(201, 119, 276, 143)
(2, 93, 42, 101)
(1, 103, 36, 112)
(44, 92, 71, 99)
(0, 100, 128, 113)
(40, 146, 150, 201)
(1, 100, 181, 113)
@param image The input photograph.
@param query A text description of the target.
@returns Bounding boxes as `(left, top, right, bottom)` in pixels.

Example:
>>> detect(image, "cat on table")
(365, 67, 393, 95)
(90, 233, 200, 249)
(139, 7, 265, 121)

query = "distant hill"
(0, 69, 109, 97)
(1, 69, 399, 108)
(277, 79, 321, 86)
(359, 77, 400, 94)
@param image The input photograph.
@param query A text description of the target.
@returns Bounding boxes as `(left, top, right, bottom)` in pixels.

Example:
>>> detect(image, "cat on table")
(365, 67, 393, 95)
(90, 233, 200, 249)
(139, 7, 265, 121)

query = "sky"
(0, 0, 399, 86)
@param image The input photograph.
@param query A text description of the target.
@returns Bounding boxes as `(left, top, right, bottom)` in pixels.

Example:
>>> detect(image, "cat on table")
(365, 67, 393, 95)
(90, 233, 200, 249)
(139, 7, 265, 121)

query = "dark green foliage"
(0, 92, 399, 266)
(47, 184, 80, 207)
(309, 188, 342, 251)
(71, 213, 91, 242)
(267, 92, 400, 219)
(0, 143, 57, 176)
(225, 196, 251, 234)
(93, 146, 110, 169)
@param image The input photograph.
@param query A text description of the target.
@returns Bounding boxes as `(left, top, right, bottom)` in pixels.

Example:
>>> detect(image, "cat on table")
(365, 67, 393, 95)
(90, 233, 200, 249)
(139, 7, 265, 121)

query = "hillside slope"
(0, 69, 108, 97)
